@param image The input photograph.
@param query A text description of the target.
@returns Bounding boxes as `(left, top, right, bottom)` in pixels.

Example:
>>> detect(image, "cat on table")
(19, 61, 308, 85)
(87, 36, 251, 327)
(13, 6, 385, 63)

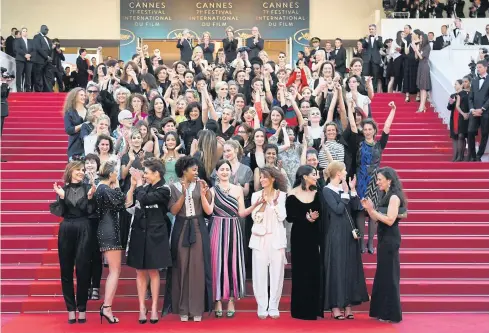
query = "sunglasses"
(87, 90, 98, 94)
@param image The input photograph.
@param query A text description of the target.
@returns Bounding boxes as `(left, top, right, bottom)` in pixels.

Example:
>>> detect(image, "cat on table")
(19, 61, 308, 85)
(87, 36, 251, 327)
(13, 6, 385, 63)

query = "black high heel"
(68, 311, 76, 324)
(150, 318, 159, 324)
(330, 311, 345, 320)
(100, 304, 119, 324)
(77, 312, 87, 324)
(139, 309, 148, 324)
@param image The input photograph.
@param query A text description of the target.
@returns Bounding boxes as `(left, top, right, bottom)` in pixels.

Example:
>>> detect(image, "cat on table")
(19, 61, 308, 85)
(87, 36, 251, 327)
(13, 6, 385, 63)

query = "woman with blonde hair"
(63, 87, 88, 160)
(321, 160, 369, 320)
(84, 115, 111, 155)
(80, 103, 104, 141)
(189, 46, 208, 75)
(198, 31, 215, 64)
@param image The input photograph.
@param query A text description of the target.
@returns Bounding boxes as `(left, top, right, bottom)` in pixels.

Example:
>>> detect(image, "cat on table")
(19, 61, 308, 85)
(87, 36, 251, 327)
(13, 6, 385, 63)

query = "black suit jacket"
(246, 37, 264, 59)
(5, 36, 16, 57)
(32, 33, 52, 64)
(14, 38, 34, 62)
(361, 36, 383, 64)
(433, 35, 448, 50)
(176, 39, 193, 63)
(222, 38, 238, 63)
(198, 42, 215, 64)
(481, 35, 489, 46)
(469, 76, 489, 111)
(333, 47, 347, 73)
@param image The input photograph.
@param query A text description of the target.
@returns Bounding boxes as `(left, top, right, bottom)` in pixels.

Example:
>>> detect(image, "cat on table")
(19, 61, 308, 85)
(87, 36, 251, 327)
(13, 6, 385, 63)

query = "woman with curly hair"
(63, 87, 87, 160)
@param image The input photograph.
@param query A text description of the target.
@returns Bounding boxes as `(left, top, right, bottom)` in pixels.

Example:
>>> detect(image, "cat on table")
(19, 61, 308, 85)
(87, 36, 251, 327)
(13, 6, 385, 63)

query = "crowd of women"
(54, 26, 409, 326)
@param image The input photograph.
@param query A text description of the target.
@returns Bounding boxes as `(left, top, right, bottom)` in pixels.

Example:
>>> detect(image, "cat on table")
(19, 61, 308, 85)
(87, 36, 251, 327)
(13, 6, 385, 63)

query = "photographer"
(51, 39, 65, 91)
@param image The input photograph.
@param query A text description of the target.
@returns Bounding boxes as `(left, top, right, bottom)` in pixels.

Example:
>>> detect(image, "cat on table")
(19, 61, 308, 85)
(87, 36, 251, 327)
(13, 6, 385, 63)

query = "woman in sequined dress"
(94, 160, 126, 324)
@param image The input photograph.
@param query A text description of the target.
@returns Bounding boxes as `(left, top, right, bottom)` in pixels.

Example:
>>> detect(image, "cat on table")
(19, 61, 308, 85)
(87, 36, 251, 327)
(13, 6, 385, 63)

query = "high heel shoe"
(405, 96, 410, 102)
(330, 311, 345, 320)
(77, 312, 87, 324)
(100, 304, 119, 324)
(68, 311, 76, 324)
(226, 299, 235, 318)
(149, 311, 159, 324)
(416, 96, 420, 102)
(368, 247, 375, 254)
(139, 309, 148, 324)
(215, 301, 223, 318)
(416, 107, 426, 113)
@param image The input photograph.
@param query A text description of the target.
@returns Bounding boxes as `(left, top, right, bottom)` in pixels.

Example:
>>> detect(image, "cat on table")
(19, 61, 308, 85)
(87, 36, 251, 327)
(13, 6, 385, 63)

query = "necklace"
(219, 184, 231, 195)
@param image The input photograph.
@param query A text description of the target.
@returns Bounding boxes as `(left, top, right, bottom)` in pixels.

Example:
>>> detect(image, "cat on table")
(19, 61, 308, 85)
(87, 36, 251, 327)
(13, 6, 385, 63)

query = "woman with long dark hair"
(53, 161, 96, 324)
(250, 167, 288, 319)
(286, 165, 322, 320)
(94, 160, 126, 324)
(448, 77, 471, 161)
(126, 158, 172, 324)
(412, 29, 431, 113)
(321, 161, 369, 320)
(362, 167, 407, 323)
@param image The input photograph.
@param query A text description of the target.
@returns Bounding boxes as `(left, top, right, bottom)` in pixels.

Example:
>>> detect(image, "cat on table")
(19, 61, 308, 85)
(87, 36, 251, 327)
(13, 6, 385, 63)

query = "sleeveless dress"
(163, 159, 178, 185)
(209, 186, 246, 301)
(369, 191, 403, 322)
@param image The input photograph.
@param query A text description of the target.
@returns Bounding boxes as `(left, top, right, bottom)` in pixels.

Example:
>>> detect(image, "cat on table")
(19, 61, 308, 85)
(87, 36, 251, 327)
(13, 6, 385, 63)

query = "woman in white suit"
(249, 166, 288, 320)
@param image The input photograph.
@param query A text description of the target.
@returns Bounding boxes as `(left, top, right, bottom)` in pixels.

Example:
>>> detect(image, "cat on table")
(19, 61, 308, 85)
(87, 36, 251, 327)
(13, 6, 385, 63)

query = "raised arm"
(382, 101, 396, 135)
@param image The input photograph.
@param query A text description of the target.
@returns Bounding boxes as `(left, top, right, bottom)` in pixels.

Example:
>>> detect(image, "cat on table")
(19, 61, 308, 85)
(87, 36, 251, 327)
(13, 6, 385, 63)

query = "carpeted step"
(1, 141, 66, 149)
(404, 189, 489, 200)
(382, 161, 489, 170)
(0, 154, 67, 162)
(2, 295, 488, 313)
(2, 278, 488, 297)
(401, 179, 489, 190)
(0, 162, 67, 171)
(1, 190, 54, 201)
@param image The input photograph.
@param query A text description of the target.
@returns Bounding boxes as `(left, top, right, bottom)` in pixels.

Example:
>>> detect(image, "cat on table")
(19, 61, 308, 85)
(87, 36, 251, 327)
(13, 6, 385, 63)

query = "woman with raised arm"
(53, 161, 96, 324)
(321, 161, 369, 320)
(351, 101, 396, 254)
(163, 156, 213, 322)
(250, 167, 288, 319)
(362, 167, 407, 323)
(201, 160, 261, 318)
(286, 165, 322, 320)
(94, 160, 126, 324)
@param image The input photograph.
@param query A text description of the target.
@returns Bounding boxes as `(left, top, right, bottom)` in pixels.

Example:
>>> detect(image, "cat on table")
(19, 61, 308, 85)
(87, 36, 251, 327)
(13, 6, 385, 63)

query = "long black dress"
(286, 193, 322, 320)
(369, 191, 403, 323)
(401, 35, 418, 95)
(127, 180, 172, 269)
(321, 184, 369, 311)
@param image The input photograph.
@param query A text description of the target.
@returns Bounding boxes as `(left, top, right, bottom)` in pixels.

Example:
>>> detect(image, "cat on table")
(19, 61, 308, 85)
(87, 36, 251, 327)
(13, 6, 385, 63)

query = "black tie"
(479, 76, 486, 81)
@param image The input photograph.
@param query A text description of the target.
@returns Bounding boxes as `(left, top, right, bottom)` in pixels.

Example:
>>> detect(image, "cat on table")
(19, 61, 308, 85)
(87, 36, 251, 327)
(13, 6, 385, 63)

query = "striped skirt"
(209, 216, 246, 301)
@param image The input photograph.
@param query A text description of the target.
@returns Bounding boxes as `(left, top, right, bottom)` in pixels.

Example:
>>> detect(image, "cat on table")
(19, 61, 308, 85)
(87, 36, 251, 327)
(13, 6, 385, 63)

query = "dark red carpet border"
(1, 313, 489, 333)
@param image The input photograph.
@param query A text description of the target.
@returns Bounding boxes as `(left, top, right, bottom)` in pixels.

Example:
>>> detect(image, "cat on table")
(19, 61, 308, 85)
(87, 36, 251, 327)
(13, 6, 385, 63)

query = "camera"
(1, 67, 15, 79)
(237, 46, 250, 53)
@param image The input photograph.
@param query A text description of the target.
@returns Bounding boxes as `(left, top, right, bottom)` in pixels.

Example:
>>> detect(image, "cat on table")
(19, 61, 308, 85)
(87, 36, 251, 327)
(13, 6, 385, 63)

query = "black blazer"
(433, 35, 448, 50)
(333, 47, 347, 73)
(13, 38, 34, 62)
(31, 33, 52, 64)
(198, 42, 215, 64)
(469, 76, 489, 111)
(5, 36, 16, 57)
(245, 37, 264, 59)
(222, 38, 238, 63)
(481, 35, 489, 46)
(361, 36, 383, 64)
(176, 39, 193, 63)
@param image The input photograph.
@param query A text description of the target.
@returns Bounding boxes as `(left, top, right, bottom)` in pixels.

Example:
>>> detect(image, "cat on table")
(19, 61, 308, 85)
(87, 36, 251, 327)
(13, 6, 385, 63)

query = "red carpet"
(1, 313, 489, 333)
(1, 92, 489, 317)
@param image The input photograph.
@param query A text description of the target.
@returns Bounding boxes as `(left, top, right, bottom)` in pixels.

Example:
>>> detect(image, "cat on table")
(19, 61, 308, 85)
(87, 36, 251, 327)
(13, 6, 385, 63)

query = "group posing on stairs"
(49, 23, 424, 326)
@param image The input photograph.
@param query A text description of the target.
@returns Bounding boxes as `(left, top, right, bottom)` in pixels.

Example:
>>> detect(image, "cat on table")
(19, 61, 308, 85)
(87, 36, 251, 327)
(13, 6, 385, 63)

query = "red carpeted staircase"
(1, 92, 489, 313)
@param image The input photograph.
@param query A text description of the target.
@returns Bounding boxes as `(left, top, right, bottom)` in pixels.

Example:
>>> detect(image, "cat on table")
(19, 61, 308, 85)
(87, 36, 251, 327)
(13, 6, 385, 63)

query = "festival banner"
(120, 0, 310, 63)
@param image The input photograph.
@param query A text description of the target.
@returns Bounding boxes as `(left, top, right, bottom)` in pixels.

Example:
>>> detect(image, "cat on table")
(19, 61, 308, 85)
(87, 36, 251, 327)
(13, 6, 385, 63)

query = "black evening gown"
(369, 191, 403, 323)
(126, 180, 172, 269)
(401, 35, 419, 95)
(321, 186, 369, 311)
(286, 193, 322, 320)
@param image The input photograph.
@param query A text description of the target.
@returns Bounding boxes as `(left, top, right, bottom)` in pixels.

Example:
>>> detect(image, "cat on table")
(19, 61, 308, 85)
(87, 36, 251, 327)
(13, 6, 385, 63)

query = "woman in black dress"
(126, 158, 172, 324)
(321, 161, 369, 320)
(448, 78, 471, 161)
(53, 161, 96, 324)
(362, 167, 406, 323)
(401, 25, 419, 103)
(95, 161, 126, 324)
(285, 165, 322, 320)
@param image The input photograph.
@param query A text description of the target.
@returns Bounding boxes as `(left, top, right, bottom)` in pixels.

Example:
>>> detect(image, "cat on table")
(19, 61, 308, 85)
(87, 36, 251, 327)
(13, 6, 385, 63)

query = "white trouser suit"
(249, 190, 287, 318)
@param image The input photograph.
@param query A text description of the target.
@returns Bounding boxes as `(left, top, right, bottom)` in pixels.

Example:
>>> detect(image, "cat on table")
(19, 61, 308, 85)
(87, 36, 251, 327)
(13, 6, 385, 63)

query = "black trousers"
(32, 62, 53, 92)
(58, 218, 93, 312)
(1, 116, 5, 136)
(467, 112, 489, 159)
(52, 68, 64, 92)
(15, 61, 32, 92)
(89, 219, 103, 289)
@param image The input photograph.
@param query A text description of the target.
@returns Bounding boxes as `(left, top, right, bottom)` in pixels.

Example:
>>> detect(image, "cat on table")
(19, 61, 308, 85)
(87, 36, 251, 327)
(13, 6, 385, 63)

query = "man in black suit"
(14, 27, 34, 92)
(5, 28, 18, 58)
(469, 0, 488, 17)
(246, 27, 264, 59)
(434, 25, 451, 50)
(481, 24, 489, 45)
(324, 41, 335, 62)
(361, 24, 383, 92)
(51, 39, 65, 91)
(32, 25, 53, 92)
(467, 60, 489, 161)
(333, 38, 347, 78)
(176, 29, 194, 63)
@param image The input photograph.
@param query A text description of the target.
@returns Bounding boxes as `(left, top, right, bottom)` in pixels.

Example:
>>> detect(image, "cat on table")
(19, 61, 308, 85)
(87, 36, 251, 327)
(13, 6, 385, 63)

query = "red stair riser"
(1, 224, 59, 236)
(1, 213, 61, 223)
(400, 180, 489, 190)
(404, 191, 489, 200)
(383, 161, 489, 170)
(0, 155, 67, 161)
(1, 192, 54, 200)
(2, 142, 66, 149)
(0, 162, 68, 170)
(2, 172, 63, 180)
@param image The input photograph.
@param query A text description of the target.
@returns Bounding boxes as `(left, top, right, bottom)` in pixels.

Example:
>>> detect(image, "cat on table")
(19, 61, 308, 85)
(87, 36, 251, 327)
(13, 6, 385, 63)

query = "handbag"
(251, 212, 267, 236)
(345, 208, 361, 240)
(49, 200, 64, 217)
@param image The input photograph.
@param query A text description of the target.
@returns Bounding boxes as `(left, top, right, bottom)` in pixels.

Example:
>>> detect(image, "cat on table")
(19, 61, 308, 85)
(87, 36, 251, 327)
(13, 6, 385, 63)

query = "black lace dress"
(94, 184, 126, 252)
